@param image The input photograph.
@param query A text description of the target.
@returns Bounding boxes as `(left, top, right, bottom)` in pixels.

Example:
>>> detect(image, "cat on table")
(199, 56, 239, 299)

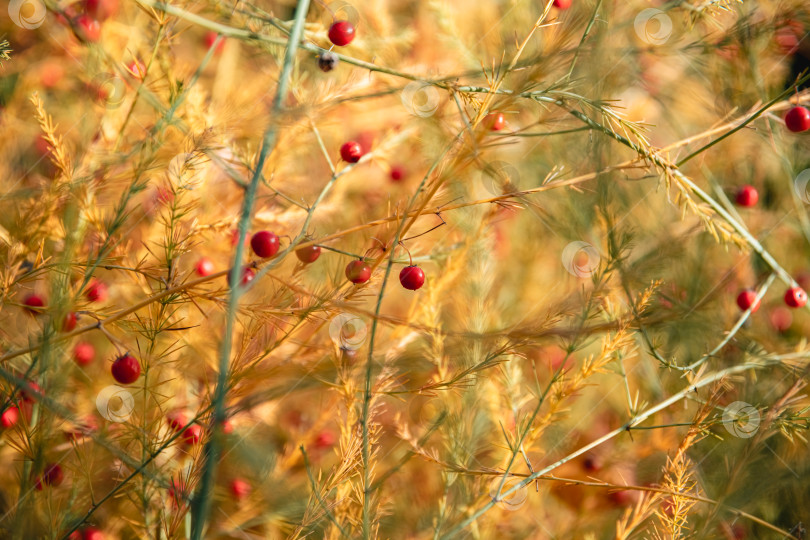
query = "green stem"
(188, 1, 311, 538)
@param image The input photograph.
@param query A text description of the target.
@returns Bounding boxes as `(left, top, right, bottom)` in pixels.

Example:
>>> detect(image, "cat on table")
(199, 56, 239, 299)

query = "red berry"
(111, 353, 140, 384)
(126, 59, 146, 79)
(250, 231, 280, 258)
(23, 294, 45, 314)
(168, 477, 187, 505)
(21, 382, 42, 403)
(167, 410, 187, 432)
(76, 15, 102, 43)
(81, 527, 105, 540)
(736, 290, 760, 312)
(34, 134, 52, 157)
(230, 478, 251, 500)
(785, 106, 810, 133)
(296, 245, 321, 264)
(784, 287, 807, 308)
(734, 185, 758, 207)
(315, 430, 336, 448)
(553, 0, 572, 8)
(340, 141, 363, 163)
(487, 112, 506, 131)
(64, 416, 98, 440)
(86, 280, 108, 302)
(770, 306, 793, 332)
(582, 455, 601, 472)
(195, 257, 215, 277)
(84, 0, 118, 20)
(1, 407, 19, 429)
(182, 424, 202, 445)
(203, 31, 226, 54)
(390, 165, 405, 182)
(345, 260, 371, 284)
(227, 266, 256, 287)
(328, 20, 356, 47)
(35, 463, 64, 490)
(399, 265, 425, 290)
(74, 342, 96, 366)
(63, 312, 78, 332)
(221, 418, 234, 435)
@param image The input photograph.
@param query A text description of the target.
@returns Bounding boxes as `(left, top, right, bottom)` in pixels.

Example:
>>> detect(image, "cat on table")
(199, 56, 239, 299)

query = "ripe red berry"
(62, 312, 78, 332)
(553, 0, 572, 8)
(315, 430, 336, 448)
(221, 418, 234, 435)
(399, 265, 425, 290)
(736, 290, 760, 312)
(770, 306, 793, 332)
(167, 410, 187, 432)
(168, 477, 187, 506)
(21, 382, 42, 403)
(582, 455, 601, 472)
(86, 280, 108, 302)
(227, 266, 256, 287)
(340, 141, 364, 163)
(111, 353, 140, 384)
(345, 260, 371, 284)
(74, 342, 96, 366)
(203, 31, 226, 54)
(734, 185, 758, 207)
(126, 59, 146, 79)
(390, 165, 405, 182)
(487, 112, 506, 131)
(80, 527, 105, 540)
(76, 15, 102, 43)
(785, 106, 810, 133)
(35, 463, 64, 490)
(84, 0, 118, 20)
(784, 287, 808, 308)
(328, 20, 356, 47)
(296, 245, 321, 264)
(251, 231, 280, 258)
(230, 478, 251, 500)
(182, 424, 202, 445)
(195, 257, 215, 277)
(1, 407, 19, 429)
(23, 294, 45, 314)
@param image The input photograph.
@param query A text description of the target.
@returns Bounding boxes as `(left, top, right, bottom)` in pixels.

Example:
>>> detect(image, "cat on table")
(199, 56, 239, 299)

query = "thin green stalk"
(439, 362, 765, 538)
(360, 134, 464, 538)
(188, 1, 311, 538)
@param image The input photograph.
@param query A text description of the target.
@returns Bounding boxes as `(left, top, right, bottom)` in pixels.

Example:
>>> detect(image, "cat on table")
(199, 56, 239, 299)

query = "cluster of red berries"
(344, 259, 426, 290)
(56, 0, 119, 43)
(736, 286, 807, 313)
